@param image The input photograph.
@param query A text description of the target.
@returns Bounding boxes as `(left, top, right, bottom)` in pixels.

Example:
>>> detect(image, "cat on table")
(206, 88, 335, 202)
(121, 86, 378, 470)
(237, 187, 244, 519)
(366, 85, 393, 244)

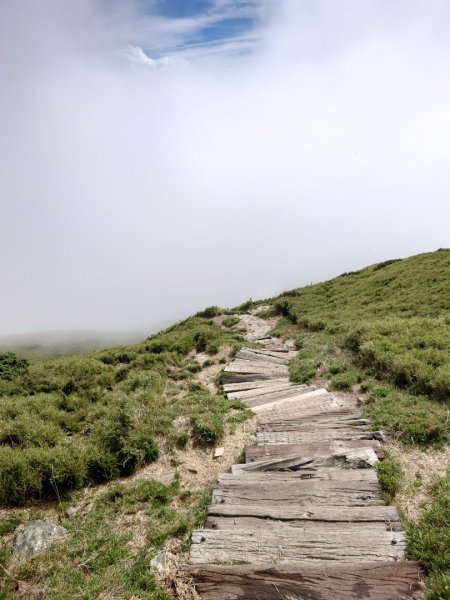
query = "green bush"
(330, 372, 358, 390)
(192, 415, 224, 444)
(376, 453, 404, 503)
(100, 403, 159, 476)
(0, 352, 29, 381)
(289, 358, 320, 383)
(85, 446, 120, 484)
(0, 444, 86, 506)
(222, 316, 240, 328)
(196, 306, 221, 318)
(407, 469, 450, 596)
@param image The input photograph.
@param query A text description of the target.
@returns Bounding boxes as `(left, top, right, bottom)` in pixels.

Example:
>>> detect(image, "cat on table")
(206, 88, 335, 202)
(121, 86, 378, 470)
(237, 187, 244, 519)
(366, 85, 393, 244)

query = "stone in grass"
(154, 471, 176, 486)
(213, 447, 224, 459)
(149, 551, 177, 579)
(343, 448, 379, 469)
(14, 520, 68, 560)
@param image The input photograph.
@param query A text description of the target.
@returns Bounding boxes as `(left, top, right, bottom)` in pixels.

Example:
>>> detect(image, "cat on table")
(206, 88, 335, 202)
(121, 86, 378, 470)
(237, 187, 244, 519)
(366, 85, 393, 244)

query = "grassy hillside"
(270, 249, 450, 446)
(266, 249, 450, 600)
(0, 315, 250, 506)
(0, 250, 449, 599)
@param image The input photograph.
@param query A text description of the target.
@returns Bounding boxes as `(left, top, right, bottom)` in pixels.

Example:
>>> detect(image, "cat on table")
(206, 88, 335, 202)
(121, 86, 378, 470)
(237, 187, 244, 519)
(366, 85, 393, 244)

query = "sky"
(1, 0, 449, 336)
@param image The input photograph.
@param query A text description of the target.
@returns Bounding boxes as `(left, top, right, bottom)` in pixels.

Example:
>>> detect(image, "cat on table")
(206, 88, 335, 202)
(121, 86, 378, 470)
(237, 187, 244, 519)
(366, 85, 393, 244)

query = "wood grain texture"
(207, 503, 400, 523)
(190, 526, 406, 563)
(212, 478, 384, 506)
(246, 439, 384, 463)
(185, 561, 422, 599)
(223, 378, 290, 392)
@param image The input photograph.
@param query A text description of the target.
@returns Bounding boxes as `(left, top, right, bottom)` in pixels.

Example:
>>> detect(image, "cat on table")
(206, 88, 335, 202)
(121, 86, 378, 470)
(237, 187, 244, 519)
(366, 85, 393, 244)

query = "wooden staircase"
(186, 343, 422, 599)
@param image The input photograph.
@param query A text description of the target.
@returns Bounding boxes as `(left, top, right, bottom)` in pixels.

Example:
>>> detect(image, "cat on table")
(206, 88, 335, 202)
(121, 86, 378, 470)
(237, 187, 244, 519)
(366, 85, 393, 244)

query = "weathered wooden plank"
(233, 447, 380, 473)
(259, 410, 368, 430)
(257, 405, 356, 423)
(212, 478, 383, 506)
(186, 561, 422, 600)
(207, 504, 400, 523)
(227, 383, 302, 401)
(205, 517, 400, 534)
(240, 347, 296, 360)
(222, 373, 276, 383)
(246, 439, 384, 463)
(247, 394, 337, 412)
(235, 349, 291, 365)
(217, 469, 378, 484)
(224, 363, 288, 376)
(223, 378, 289, 392)
(256, 429, 377, 445)
(250, 388, 345, 412)
(229, 384, 313, 402)
(190, 526, 405, 563)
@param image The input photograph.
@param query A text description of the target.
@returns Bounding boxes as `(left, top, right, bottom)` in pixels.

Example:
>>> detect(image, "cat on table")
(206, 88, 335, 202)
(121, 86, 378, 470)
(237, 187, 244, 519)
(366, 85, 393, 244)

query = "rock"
(65, 507, 78, 518)
(213, 447, 224, 459)
(342, 448, 379, 469)
(14, 520, 68, 560)
(155, 471, 176, 486)
(149, 551, 176, 579)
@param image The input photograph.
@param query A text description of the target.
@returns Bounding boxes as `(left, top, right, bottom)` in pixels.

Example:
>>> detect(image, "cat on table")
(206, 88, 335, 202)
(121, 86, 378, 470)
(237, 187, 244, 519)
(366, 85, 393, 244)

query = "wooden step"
(217, 469, 378, 484)
(223, 378, 289, 392)
(212, 477, 383, 507)
(246, 439, 384, 463)
(222, 373, 277, 383)
(185, 561, 422, 599)
(256, 428, 379, 445)
(227, 383, 303, 401)
(205, 517, 402, 533)
(235, 349, 291, 365)
(207, 503, 400, 523)
(259, 410, 368, 430)
(224, 362, 288, 375)
(190, 525, 405, 564)
(233, 447, 380, 473)
(240, 347, 296, 359)
(230, 384, 314, 403)
(250, 388, 345, 412)
(257, 405, 356, 424)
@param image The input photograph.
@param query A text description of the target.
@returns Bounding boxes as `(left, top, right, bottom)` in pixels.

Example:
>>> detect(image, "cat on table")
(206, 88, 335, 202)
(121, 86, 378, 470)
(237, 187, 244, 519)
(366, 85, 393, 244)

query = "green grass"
(406, 467, 450, 599)
(375, 451, 404, 503)
(0, 477, 212, 599)
(0, 317, 248, 506)
(268, 249, 450, 597)
(1, 249, 449, 597)
(270, 249, 450, 447)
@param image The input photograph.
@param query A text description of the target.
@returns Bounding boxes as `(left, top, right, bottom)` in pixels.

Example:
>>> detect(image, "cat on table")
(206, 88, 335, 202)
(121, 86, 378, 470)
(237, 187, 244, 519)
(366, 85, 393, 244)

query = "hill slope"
(269, 249, 450, 445)
(0, 249, 448, 599)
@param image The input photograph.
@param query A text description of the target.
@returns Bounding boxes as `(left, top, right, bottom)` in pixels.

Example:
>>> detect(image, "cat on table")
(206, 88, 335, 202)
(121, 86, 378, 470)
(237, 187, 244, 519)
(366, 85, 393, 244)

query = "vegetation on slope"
(0, 314, 248, 506)
(270, 249, 450, 446)
(0, 310, 253, 598)
(267, 249, 450, 598)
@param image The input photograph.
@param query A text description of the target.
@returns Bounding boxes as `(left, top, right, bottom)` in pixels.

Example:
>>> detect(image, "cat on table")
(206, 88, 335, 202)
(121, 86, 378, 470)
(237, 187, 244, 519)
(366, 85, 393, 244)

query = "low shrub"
(407, 468, 450, 595)
(330, 372, 358, 390)
(196, 306, 221, 318)
(375, 453, 404, 503)
(192, 415, 224, 444)
(289, 358, 320, 383)
(0, 352, 29, 381)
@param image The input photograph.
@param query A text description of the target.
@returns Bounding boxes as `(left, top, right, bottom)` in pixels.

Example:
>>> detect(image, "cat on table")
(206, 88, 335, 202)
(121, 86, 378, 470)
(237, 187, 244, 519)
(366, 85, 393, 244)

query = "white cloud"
(124, 46, 178, 69)
(0, 0, 449, 335)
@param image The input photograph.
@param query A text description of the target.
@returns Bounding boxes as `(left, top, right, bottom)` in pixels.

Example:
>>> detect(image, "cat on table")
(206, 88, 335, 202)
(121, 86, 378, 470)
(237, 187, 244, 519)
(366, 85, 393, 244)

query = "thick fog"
(1, 0, 449, 335)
